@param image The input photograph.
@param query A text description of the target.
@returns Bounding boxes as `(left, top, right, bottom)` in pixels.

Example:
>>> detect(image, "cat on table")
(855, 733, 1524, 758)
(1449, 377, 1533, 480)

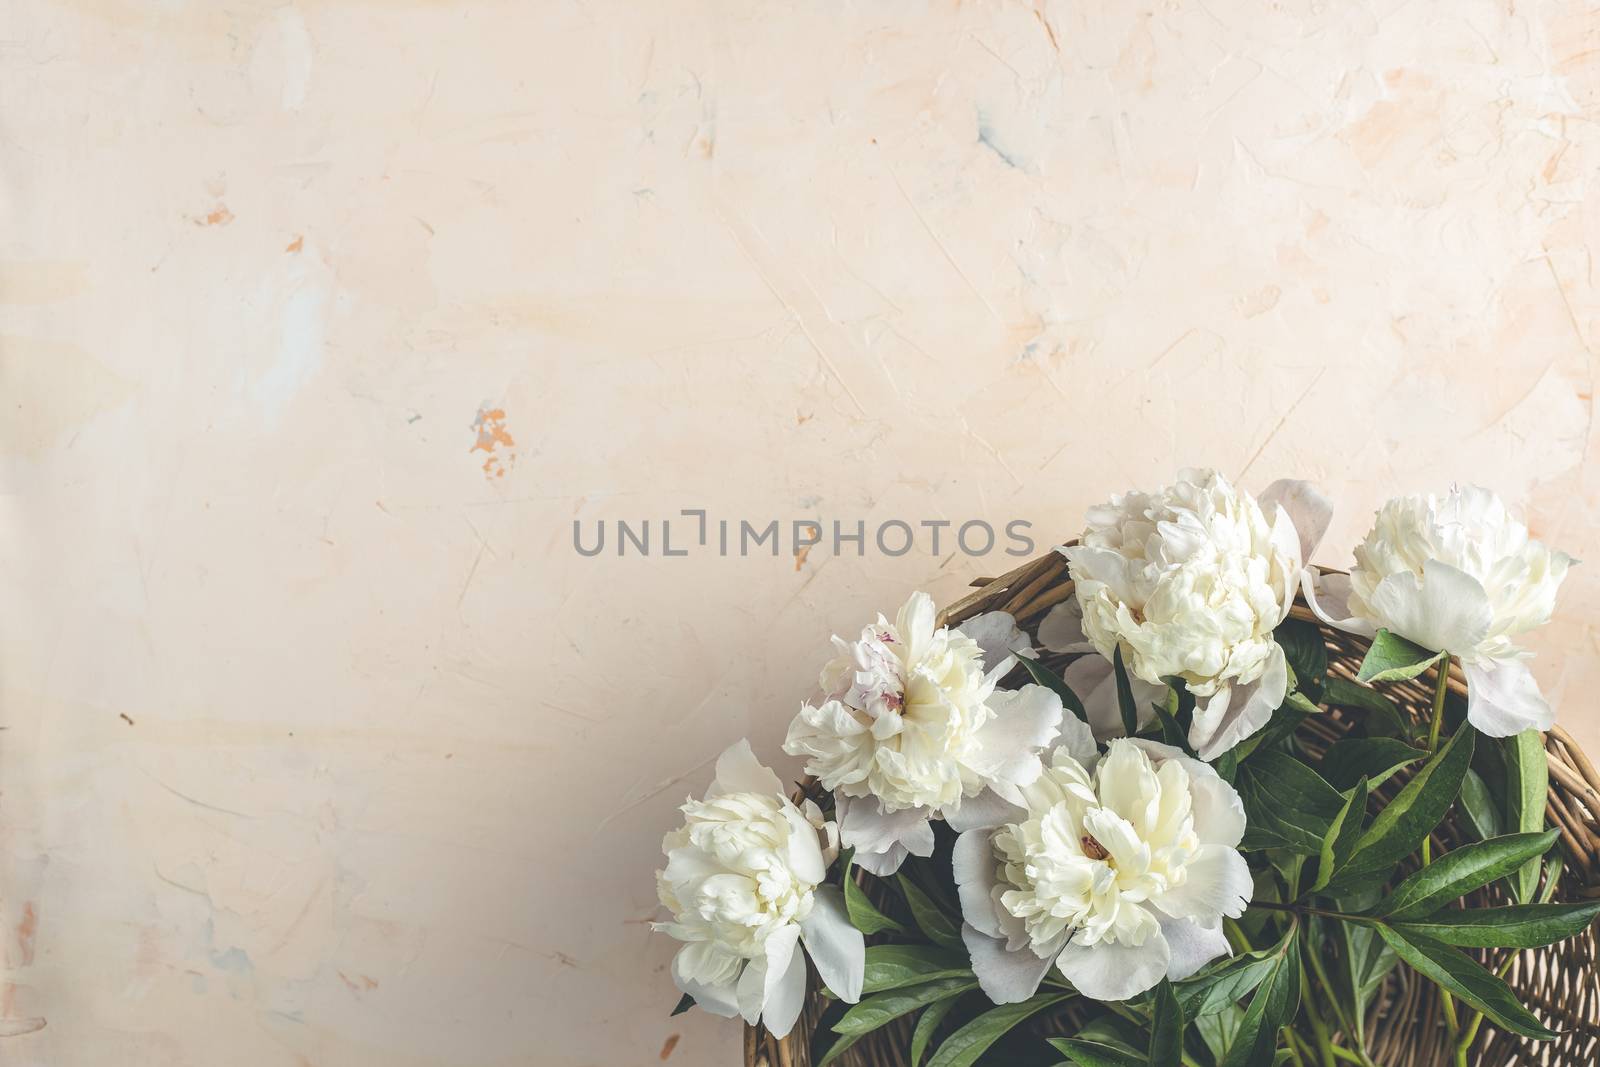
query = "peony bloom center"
(991, 741, 1202, 956)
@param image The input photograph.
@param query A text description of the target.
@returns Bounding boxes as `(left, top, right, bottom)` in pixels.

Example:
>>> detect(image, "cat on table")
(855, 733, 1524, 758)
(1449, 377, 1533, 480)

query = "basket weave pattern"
(744, 548, 1600, 1067)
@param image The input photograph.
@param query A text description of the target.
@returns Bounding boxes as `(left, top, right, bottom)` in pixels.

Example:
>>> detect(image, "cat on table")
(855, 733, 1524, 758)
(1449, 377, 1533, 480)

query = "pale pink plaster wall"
(2, 1, 1598, 1064)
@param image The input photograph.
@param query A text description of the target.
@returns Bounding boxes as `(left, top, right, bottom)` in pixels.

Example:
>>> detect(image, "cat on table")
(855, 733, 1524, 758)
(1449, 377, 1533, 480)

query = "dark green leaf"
(833, 977, 977, 1036)
(1372, 831, 1559, 920)
(897, 874, 965, 951)
(862, 945, 971, 993)
(1237, 751, 1346, 854)
(1375, 926, 1556, 1039)
(1392, 900, 1600, 948)
(910, 994, 962, 1067)
(816, 1031, 862, 1067)
(1320, 738, 1423, 791)
(1323, 676, 1408, 738)
(1356, 629, 1446, 683)
(1152, 699, 1191, 753)
(1311, 776, 1369, 893)
(1148, 979, 1184, 1066)
(1505, 730, 1549, 904)
(1218, 930, 1301, 1067)
(1325, 726, 1475, 893)
(1276, 619, 1328, 700)
(925, 993, 1070, 1067)
(1113, 647, 1139, 739)
(1174, 951, 1277, 1018)
(1049, 1039, 1145, 1067)
(843, 854, 906, 935)
(1020, 657, 1089, 727)
(669, 992, 694, 1017)
(1457, 768, 1502, 843)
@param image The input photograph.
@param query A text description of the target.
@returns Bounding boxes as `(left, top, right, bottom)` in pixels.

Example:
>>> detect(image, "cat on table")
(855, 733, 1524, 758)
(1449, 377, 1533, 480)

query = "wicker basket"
(744, 547, 1600, 1067)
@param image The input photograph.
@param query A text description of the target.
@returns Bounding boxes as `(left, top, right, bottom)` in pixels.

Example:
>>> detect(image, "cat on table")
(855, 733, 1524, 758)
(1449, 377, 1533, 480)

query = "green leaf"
(1457, 768, 1502, 843)
(910, 995, 962, 1067)
(843, 854, 906, 935)
(1050, 1039, 1146, 1067)
(1148, 979, 1184, 1066)
(1325, 726, 1475, 893)
(1323, 677, 1408, 738)
(669, 992, 694, 1017)
(1152, 699, 1191, 753)
(1218, 930, 1301, 1067)
(1020, 656, 1089, 727)
(1320, 738, 1423, 791)
(1391, 900, 1600, 948)
(1312, 776, 1369, 893)
(1277, 619, 1328, 699)
(1174, 950, 1278, 1018)
(1356, 629, 1447, 683)
(816, 1031, 862, 1067)
(1237, 751, 1346, 854)
(1375, 925, 1556, 1040)
(862, 945, 972, 993)
(1113, 646, 1140, 739)
(1371, 830, 1559, 920)
(833, 977, 978, 1036)
(1505, 730, 1549, 904)
(925, 993, 1070, 1067)
(897, 874, 965, 951)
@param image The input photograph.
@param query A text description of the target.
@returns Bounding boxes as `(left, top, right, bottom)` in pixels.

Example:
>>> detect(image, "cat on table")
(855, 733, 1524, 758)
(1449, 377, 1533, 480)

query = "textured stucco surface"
(3, 1, 1600, 1064)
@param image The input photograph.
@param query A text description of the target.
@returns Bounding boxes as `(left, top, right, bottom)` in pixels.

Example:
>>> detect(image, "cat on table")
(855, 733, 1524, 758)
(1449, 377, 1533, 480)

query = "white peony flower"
(655, 740, 864, 1037)
(953, 736, 1251, 1003)
(1040, 470, 1329, 761)
(784, 592, 1064, 875)
(1306, 485, 1574, 736)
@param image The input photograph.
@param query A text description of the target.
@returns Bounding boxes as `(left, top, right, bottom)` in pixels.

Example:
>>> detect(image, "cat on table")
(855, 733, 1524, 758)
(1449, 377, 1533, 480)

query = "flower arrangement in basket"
(651, 471, 1600, 1067)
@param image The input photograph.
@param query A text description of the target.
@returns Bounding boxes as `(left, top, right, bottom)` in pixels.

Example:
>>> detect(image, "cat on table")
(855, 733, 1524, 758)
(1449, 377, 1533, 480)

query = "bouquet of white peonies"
(652, 471, 1600, 1067)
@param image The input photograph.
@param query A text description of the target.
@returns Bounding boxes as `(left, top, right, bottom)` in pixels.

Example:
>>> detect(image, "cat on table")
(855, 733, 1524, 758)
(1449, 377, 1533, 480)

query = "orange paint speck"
(470, 406, 517, 481)
(285, 235, 304, 253)
(194, 205, 234, 227)
(794, 544, 811, 571)
(16, 903, 36, 965)
(659, 1034, 680, 1060)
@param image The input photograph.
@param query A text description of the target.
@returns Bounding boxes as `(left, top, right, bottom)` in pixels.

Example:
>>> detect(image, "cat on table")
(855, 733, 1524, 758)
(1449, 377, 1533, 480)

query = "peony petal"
(1054, 929, 1171, 1001)
(737, 924, 800, 1026)
(1064, 654, 1164, 740)
(1465, 658, 1556, 737)
(945, 789, 1026, 833)
(1188, 644, 1288, 762)
(897, 592, 938, 662)
(760, 932, 809, 1038)
(957, 610, 1038, 667)
(1259, 479, 1332, 562)
(801, 886, 865, 1003)
(952, 830, 1004, 938)
(670, 944, 744, 1018)
(1037, 600, 1097, 654)
(961, 923, 1054, 1005)
(1122, 739, 1247, 848)
(710, 738, 784, 799)
(781, 805, 828, 886)
(1154, 844, 1251, 923)
(965, 685, 1063, 800)
(838, 796, 933, 857)
(1367, 559, 1493, 657)
(1160, 918, 1231, 982)
(1056, 703, 1099, 765)
(852, 841, 908, 876)
(1301, 569, 1376, 638)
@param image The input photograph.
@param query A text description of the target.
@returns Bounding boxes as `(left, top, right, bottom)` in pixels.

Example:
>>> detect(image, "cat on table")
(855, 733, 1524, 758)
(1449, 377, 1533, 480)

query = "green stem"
(1454, 953, 1517, 1061)
(1251, 900, 1373, 925)
(1422, 655, 1451, 867)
